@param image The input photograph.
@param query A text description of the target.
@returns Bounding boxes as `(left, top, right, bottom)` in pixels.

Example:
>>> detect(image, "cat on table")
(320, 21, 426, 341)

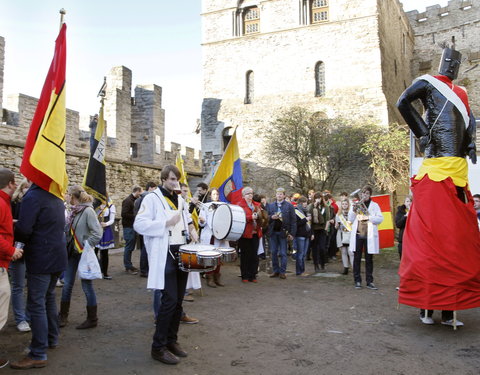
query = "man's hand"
(189, 228, 199, 243)
(12, 248, 24, 261)
(166, 212, 181, 227)
(287, 234, 293, 241)
(419, 135, 429, 153)
(198, 216, 206, 224)
(468, 148, 477, 164)
(271, 214, 279, 220)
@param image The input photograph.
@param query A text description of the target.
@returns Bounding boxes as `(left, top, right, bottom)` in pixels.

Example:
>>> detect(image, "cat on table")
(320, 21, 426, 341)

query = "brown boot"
(58, 300, 70, 328)
(76, 305, 98, 329)
(206, 274, 216, 288)
(213, 273, 225, 287)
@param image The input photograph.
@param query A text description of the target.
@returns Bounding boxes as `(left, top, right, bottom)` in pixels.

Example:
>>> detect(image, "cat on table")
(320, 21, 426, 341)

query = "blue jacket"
(266, 200, 297, 237)
(15, 185, 67, 274)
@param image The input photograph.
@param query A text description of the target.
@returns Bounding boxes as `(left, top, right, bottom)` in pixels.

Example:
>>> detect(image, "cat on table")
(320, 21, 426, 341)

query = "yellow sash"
(337, 213, 352, 232)
(415, 157, 468, 187)
(164, 196, 178, 210)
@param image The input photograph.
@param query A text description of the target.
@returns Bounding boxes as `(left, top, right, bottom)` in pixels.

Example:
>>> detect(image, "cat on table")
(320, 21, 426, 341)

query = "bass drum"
(212, 204, 246, 242)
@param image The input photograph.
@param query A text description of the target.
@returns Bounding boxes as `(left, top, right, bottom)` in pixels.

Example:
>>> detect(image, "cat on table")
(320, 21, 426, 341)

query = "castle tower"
(406, 0, 480, 115)
(105, 66, 132, 161)
(201, 0, 414, 188)
(131, 84, 166, 166)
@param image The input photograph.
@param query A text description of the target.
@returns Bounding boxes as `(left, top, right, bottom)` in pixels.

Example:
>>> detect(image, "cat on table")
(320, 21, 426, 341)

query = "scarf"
(66, 204, 89, 228)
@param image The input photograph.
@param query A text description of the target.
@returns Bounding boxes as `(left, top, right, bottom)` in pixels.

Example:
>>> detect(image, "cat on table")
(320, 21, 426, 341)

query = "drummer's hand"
(190, 230, 199, 243)
(166, 212, 181, 227)
(287, 234, 293, 241)
(199, 216, 205, 224)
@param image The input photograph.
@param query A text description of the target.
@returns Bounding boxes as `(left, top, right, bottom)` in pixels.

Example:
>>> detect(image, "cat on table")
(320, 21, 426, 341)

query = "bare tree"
(261, 107, 373, 193)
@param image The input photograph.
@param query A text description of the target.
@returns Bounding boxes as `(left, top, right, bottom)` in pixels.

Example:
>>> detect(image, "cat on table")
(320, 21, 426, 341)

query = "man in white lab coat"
(134, 165, 197, 365)
(348, 186, 384, 290)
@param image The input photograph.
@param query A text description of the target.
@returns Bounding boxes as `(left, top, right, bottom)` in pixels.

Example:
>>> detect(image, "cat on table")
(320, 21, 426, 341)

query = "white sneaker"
(441, 319, 464, 327)
(420, 316, 435, 325)
(17, 321, 31, 332)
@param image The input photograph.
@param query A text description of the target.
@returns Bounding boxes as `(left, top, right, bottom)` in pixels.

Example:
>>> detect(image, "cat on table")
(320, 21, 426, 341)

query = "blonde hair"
(12, 178, 30, 203)
(68, 185, 93, 204)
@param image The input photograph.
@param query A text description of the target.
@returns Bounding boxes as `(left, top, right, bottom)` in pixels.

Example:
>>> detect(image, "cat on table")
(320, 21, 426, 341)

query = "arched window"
(314, 61, 325, 97)
(245, 70, 254, 104)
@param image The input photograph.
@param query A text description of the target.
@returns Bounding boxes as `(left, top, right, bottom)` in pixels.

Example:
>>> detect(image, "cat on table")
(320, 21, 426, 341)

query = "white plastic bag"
(78, 241, 102, 280)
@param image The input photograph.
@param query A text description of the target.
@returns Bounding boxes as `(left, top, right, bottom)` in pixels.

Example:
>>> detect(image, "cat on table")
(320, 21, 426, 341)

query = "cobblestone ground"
(1, 248, 480, 375)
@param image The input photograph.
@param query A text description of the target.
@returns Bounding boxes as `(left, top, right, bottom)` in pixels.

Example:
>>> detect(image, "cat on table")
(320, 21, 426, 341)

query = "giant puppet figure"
(396, 45, 480, 328)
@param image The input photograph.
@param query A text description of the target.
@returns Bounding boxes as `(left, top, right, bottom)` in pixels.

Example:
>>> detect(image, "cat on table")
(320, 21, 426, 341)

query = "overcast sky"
(0, 0, 449, 149)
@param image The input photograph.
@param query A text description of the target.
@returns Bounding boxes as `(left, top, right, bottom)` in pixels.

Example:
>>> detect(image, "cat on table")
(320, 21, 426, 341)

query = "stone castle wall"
(0, 35, 202, 211)
(201, 0, 413, 195)
(406, 0, 480, 115)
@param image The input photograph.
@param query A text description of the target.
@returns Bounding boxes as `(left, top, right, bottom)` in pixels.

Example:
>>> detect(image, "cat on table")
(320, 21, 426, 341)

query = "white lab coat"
(348, 200, 383, 254)
(134, 188, 190, 290)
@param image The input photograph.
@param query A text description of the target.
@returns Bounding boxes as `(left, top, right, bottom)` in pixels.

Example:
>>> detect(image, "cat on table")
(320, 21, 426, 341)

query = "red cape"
(398, 175, 480, 310)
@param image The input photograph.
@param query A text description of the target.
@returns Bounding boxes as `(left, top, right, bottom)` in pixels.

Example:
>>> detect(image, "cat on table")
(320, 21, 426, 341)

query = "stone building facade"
(0, 38, 202, 210)
(201, 0, 415, 195)
(201, 0, 480, 196)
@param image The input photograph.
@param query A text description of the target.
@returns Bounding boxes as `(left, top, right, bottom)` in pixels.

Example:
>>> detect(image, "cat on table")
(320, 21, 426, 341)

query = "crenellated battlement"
(406, 0, 477, 31)
(0, 35, 201, 177)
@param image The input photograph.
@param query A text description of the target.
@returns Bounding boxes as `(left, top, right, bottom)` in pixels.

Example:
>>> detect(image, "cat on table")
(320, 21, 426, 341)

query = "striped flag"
(83, 102, 107, 202)
(371, 194, 394, 249)
(20, 23, 68, 199)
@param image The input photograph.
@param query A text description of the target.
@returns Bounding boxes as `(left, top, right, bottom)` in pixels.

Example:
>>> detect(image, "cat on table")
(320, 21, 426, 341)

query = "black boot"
(58, 301, 70, 328)
(76, 305, 98, 329)
(342, 267, 349, 275)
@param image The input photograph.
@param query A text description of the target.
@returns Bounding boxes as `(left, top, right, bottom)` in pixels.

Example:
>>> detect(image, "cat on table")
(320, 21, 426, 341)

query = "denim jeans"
(61, 253, 97, 306)
(294, 237, 309, 275)
(26, 273, 60, 361)
(270, 231, 288, 274)
(8, 260, 29, 324)
(123, 227, 136, 270)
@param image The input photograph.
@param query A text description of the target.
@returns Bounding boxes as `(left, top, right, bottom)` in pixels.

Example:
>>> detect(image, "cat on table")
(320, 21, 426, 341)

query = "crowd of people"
(1, 163, 479, 368)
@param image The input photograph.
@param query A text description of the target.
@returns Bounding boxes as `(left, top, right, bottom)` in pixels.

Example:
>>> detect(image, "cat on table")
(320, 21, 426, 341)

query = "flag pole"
(59, 8, 66, 29)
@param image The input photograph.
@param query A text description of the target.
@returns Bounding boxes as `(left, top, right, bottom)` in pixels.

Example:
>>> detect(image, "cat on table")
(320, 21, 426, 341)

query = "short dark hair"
(180, 182, 188, 188)
(298, 196, 308, 204)
(340, 192, 348, 197)
(160, 165, 181, 182)
(473, 194, 480, 199)
(145, 181, 157, 190)
(0, 168, 15, 190)
(197, 182, 208, 190)
(132, 186, 142, 193)
(362, 185, 373, 194)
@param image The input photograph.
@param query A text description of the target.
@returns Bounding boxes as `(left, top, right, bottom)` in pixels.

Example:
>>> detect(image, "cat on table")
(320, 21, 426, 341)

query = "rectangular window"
(311, 0, 329, 24)
(244, 6, 260, 35)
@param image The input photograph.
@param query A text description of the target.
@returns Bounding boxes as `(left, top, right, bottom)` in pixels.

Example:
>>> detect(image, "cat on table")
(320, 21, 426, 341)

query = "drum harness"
(153, 192, 188, 261)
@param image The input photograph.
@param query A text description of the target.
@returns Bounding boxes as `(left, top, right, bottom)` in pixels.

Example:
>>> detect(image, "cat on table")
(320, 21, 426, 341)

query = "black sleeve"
(397, 80, 430, 139)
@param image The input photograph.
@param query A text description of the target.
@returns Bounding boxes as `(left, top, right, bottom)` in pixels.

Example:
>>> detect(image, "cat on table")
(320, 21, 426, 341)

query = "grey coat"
(67, 204, 103, 249)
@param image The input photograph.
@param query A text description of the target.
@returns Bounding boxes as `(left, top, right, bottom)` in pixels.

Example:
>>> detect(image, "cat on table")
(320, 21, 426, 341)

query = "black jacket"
(395, 204, 408, 243)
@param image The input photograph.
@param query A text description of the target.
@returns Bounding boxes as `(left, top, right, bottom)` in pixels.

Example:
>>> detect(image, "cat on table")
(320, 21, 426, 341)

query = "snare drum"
(197, 250, 222, 268)
(212, 204, 246, 242)
(217, 247, 237, 263)
(178, 244, 216, 272)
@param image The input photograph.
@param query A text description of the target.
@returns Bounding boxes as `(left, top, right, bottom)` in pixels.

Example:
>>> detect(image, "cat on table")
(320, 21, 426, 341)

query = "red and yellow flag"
(371, 194, 394, 249)
(20, 23, 68, 199)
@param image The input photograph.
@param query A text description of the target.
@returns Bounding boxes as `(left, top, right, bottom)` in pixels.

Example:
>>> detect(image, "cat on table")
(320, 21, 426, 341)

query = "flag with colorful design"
(83, 101, 107, 202)
(209, 130, 243, 204)
(20, 23, 68, 199)
(371, 194, 394, 248)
